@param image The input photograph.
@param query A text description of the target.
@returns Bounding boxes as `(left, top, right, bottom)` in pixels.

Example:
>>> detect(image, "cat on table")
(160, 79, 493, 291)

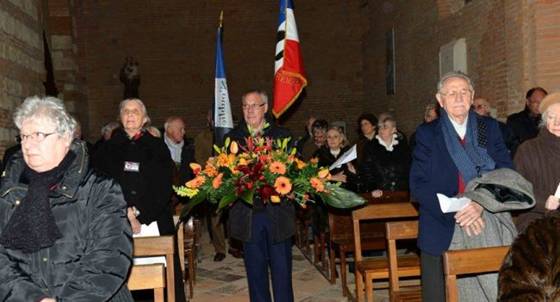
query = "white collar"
(375, 133, 399, 151)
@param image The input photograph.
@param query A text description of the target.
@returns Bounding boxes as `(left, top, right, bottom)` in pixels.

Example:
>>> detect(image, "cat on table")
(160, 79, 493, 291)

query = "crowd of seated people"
(0, 72, 559, 301)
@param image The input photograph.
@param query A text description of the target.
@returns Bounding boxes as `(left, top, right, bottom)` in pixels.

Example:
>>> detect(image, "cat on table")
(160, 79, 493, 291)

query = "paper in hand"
(555, 182, 560, 198)
(437, 193, 470, 213)
(329, 144, 357, 170)
(132, 221, 166, 266)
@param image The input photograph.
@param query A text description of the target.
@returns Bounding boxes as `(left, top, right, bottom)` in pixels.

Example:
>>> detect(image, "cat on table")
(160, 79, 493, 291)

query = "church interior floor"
(189, 228, 394, 302)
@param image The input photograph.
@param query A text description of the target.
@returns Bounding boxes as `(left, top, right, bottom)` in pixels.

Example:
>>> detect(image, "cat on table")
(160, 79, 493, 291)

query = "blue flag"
(214, 13, 233, 147)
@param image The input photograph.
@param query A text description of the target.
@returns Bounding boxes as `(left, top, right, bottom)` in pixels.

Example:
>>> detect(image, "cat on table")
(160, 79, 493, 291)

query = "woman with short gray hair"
(514, 92, 560, 232)
(0, 96, 133, 301)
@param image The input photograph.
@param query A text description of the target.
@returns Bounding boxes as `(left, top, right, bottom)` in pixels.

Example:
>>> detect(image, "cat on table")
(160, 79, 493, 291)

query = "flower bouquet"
(174, 136, 366, 219)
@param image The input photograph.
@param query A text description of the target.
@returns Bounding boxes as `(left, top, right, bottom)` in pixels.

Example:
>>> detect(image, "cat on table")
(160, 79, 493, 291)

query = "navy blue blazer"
(409, 115, 513, 256)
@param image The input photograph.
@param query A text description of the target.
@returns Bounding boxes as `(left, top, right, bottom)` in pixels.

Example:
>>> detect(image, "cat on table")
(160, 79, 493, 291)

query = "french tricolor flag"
(214, 11, 233, 146)
(273, 0, 307, 118)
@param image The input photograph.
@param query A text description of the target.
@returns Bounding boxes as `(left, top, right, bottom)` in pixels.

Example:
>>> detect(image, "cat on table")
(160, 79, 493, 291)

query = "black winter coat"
(365, 136, 411, 191)
(225, 121, 294, 243)
(93, 128, 175, 235)
(0, 140, 133, 301)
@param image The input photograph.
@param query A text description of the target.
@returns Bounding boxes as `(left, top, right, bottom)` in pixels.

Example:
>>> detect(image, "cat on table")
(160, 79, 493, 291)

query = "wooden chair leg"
(154, 288, 164, 302)
(329, 242, 336, 283)
(365, 276, 373, 302)
(313, 235, 320, 264)
(188, 251, 195, 298)
(340, 246, 348, 297)
(356, 270, 364, 302)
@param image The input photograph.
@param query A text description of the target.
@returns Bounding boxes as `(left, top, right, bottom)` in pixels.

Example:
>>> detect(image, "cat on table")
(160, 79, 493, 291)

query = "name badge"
(124, 161, 140, 172)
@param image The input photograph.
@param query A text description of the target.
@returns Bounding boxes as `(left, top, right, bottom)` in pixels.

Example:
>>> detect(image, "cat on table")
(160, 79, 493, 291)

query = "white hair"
(14, 96, 76, 137)
(242, 90, 269, 106)
(437, 71, 475, 93)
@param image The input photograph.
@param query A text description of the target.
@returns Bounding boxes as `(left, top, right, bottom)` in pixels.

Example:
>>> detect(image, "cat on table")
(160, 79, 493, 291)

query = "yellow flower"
(230, 141, 239, 154)
(274, 176, 292, 195)
(295, 159, 307, 169)
(318, 168, 330, 179)
(212, 173, 224, 189)
(271, 195, 281, 203)
(217, 153, 230, 167)
(269, 161, 287, 175)
(186, 175, 206, 189)
(238, 158, 248, 166)
(310, 177, 325, 192)
(204, 163, 218, 177)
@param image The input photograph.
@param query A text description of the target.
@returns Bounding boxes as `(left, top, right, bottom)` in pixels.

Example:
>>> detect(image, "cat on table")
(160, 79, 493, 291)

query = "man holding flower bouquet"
(225, 90, 294, 302)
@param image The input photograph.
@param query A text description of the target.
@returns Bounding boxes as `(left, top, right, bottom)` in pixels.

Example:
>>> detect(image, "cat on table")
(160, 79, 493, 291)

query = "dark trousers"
(421, 251, 446, 302)
(243, 212, 294, 302)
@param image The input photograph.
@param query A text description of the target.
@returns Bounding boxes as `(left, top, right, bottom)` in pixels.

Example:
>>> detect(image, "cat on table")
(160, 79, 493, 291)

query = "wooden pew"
(352, 201, 419, 302)
(131, 235, 176, 302)
(443, 246, 510, 302)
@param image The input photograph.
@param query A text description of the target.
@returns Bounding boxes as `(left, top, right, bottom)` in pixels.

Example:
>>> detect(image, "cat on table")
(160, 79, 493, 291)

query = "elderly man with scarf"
(410, 72, 513, 302)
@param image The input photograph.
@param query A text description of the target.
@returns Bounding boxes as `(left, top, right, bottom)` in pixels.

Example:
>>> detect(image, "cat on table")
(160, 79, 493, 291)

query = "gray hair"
(101, 121, 120, 135)
(118, 98, 150, 127)
(14, 96, 76, 137)
(437, 71, 475, 94)
(242, 90, 269, 106)
(164, 116, 185, 131)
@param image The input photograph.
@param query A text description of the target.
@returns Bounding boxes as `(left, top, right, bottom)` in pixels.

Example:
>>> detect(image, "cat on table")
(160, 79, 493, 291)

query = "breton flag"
(273, 0, 307, 118)
(214, 11, 233, 146)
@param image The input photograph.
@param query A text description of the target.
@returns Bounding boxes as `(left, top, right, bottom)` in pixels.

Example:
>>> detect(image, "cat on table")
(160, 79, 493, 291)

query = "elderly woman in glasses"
(513, 92, 560, 232)
(0, 96, 133, 301)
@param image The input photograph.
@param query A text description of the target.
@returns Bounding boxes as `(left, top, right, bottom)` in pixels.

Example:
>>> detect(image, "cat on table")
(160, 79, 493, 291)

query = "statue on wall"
(120, 56, 140, 99)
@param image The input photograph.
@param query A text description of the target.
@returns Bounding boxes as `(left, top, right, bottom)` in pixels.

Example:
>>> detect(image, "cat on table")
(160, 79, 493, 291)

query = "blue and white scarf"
(440, 109, 496, 184)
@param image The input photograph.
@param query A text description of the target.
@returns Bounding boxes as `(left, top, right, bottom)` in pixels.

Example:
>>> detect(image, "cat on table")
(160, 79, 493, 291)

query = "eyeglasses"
(440, 90, 472, 98)
(242, 103, 265, 111)
(20, 132, 56, 143)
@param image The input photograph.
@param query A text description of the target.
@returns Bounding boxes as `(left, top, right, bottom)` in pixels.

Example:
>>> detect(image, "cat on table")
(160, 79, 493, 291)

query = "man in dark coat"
(225, 90, 294, 302)
(93, 98, 187, 302)
(506, 87, 547, 155)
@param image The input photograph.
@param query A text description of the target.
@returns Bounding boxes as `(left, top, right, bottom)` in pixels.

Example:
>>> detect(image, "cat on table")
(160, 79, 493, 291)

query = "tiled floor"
(190, 231, 392, 302)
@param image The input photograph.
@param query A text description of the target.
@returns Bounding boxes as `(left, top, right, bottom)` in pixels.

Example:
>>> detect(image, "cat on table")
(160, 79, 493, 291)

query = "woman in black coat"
(93, 98, 186, 302)
(0, 96, 132, 301)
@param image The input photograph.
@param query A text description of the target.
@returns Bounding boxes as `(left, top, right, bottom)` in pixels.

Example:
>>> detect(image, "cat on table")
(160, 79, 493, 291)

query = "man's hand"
(330, 171, 347, 183)
(464, 216, 485, 237)
(127, 207, 142, 234)
(545, 195, 560, 211)
(371, 190, 383, 198)
(454, 201, 484, 228)
(40, 298, 56, 302)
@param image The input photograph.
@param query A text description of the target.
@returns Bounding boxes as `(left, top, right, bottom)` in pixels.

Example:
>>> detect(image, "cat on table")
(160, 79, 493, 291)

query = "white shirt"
(164, 135, 184, 164)
(449, 115, 468, 140)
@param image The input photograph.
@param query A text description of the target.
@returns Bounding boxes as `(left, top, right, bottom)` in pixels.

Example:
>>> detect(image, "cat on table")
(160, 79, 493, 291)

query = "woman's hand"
(545, 195, 560, 211)
(127, 207, 142, 234)
(330, 171, 347, 183)
(371, 190, 383, 198)
(347, 162, 357, 174)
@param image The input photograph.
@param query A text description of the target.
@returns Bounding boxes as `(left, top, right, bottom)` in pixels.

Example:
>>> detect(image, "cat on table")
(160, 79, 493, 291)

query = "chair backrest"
(173, 215, 186, 275)
(443, 246, 510, 302)
(128, 264, 165, 302)
(133, 235, 176, 302)
(386, 220, 419, 291)
(352, 202, 418, 262)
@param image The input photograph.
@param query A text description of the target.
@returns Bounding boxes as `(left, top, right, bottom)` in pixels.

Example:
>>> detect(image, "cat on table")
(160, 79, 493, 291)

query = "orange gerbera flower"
(274, 176, 292, 195)
(186, 175, 206, 189)
(204, 163, 218, 177)
(212, 173, 224, 189)
(310, 177, 325, 192)
(269, 161, 286, 175)
(189, 163, 202, 175)
(217, 153, 231, 167)
(270, 195, 281, 203)
(310, 157, 319, 164)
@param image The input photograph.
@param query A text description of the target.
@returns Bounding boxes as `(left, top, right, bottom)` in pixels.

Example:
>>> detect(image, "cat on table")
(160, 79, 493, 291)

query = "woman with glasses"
(0, 96, 133, 301)
(363, 114, 410, 196)
(513, 92, 560, 232)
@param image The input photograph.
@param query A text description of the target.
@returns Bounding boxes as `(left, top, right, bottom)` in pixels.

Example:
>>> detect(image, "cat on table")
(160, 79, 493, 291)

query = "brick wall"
(78, 0, 369, 142)
(361, 0, 560, 135)
(0, 0, 44, 154)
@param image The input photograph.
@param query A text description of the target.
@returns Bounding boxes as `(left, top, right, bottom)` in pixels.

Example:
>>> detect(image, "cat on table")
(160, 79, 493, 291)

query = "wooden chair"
(386, 220, 421, 301)
(443, 246, 510, 302)
(128, 264, 166, 302)
(352, 202, 419, 302)
(183, 217, 199, 299)
(131, 235, 176, 302)
(326, 191, 411, 296)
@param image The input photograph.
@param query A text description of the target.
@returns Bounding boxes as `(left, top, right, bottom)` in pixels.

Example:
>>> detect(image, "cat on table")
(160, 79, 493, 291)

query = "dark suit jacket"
(225, 120, 294, 243)
(410, 115, 513, 256)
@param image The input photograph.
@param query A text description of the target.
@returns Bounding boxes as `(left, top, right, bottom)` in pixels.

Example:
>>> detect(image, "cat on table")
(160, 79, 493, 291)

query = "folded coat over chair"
(448, 168, 535, 302)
